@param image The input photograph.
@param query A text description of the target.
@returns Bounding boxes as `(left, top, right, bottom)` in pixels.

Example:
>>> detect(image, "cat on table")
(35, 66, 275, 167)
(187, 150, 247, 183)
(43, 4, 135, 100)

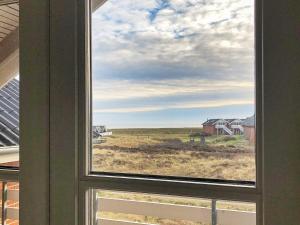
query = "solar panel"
(0, 79, 19, 146)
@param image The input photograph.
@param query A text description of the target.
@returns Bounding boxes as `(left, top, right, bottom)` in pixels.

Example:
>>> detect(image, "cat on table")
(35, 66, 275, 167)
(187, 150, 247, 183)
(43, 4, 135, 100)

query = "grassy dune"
(92, 128, 255, 181)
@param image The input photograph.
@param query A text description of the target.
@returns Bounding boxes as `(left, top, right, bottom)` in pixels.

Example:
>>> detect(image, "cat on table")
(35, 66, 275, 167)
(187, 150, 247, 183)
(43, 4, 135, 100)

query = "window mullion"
(49, 0, 78, 224)
(79, 176, 260, 203)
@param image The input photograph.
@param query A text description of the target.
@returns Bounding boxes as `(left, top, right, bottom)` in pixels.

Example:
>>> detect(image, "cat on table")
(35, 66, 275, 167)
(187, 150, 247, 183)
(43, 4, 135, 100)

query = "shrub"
(215, 136, 237, 143)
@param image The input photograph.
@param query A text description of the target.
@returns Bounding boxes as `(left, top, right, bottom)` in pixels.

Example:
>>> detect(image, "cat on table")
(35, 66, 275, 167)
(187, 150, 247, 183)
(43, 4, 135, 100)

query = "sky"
(92, 0, 255, 128)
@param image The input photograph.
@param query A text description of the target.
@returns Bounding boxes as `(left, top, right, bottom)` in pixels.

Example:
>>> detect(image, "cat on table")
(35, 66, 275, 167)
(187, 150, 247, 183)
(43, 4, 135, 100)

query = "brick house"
(202, 118, 244, 136)
(229, 119, 244, 135)
(242, 115, 255, 144)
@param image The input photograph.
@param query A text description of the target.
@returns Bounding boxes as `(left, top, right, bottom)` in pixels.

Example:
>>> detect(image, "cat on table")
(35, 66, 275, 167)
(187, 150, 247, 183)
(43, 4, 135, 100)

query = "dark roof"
(202, 119, 220, 126)
(242, 115, 255, 127)
(226, 119, 239, 123)
(0, 79, 19, 146)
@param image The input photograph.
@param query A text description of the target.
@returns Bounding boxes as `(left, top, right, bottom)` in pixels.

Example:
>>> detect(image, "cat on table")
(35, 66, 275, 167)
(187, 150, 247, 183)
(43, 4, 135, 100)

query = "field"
(92, 128, 255, 181)
(92, 128, 256, 224)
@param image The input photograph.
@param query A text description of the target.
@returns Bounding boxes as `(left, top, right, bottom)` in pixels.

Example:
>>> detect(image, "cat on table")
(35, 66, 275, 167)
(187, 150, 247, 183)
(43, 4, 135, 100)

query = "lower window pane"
(90, 189, 256, 225)
(0, 181, 19, 225)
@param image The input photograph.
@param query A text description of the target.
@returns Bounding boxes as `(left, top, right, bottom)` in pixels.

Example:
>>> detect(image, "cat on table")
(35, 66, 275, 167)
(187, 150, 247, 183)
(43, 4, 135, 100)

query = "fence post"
(89, 189, 98, 225)
(212, 199, 217, 225)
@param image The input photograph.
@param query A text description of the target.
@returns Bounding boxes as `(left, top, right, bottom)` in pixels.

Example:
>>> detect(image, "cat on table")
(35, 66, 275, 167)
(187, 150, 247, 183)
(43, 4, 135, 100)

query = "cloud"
(94, 98, 253, 113)
(93, 79, 254, 100)
(92, 78, 254, 114)
(91, 0, 255, 82)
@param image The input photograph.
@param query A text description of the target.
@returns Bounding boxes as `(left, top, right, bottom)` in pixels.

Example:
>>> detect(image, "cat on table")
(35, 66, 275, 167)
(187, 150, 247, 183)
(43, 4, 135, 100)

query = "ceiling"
(0, 3, 19, 43)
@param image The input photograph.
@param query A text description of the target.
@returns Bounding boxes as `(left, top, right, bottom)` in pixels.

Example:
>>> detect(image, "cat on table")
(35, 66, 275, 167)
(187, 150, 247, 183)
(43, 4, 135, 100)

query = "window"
(0, 2, 19, 224)
(0, 2, 19, 168)
(77, 0, 260, 224)
(0, 181, 19, 225)
(91, 0, 255, 182)
(43, 0, 300, 224)
(90, 189, 256, 225)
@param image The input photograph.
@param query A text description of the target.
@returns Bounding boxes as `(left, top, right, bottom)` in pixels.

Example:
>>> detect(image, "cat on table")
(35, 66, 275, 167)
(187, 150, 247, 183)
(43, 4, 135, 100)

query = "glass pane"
(0, 181, 19, 225)
(90, 189, 256, 225)
(0, 2, 20, 168)
(91, 0, 255, 181)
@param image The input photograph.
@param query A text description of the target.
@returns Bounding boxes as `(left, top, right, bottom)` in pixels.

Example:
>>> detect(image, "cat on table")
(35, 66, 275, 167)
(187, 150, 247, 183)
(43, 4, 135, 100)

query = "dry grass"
(92, 128, 255, 181)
